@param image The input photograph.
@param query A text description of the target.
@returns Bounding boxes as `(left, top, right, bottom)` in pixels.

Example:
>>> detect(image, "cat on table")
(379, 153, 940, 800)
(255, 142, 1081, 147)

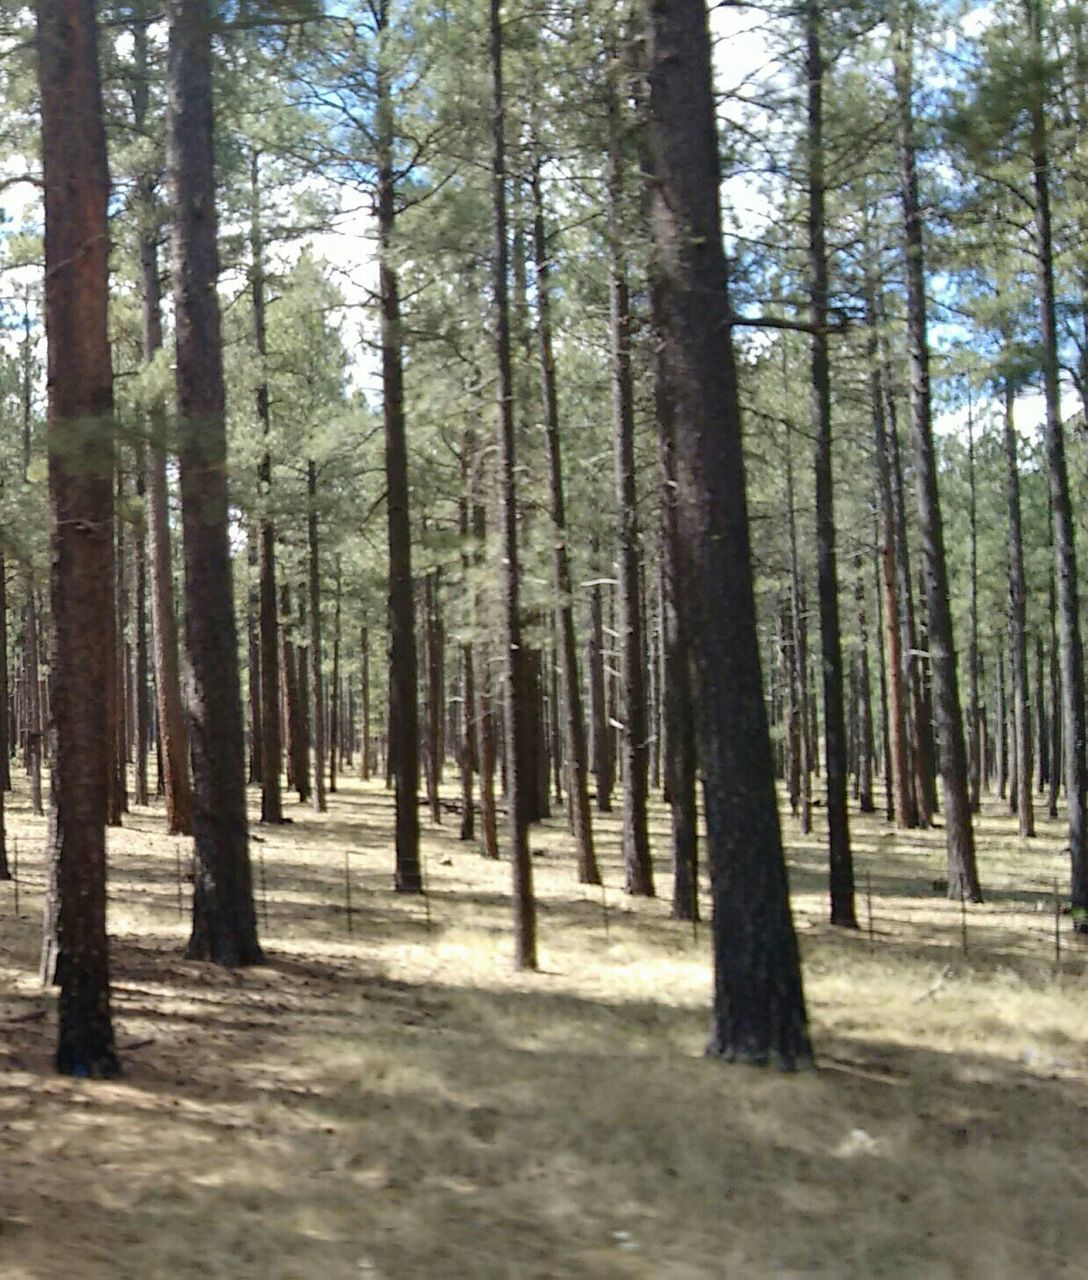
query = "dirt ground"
(2, 771, 1088, 1279)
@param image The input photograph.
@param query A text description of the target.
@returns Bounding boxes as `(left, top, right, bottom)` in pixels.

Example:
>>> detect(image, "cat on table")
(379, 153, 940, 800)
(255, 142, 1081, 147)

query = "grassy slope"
(2, 772, 1088, 1279)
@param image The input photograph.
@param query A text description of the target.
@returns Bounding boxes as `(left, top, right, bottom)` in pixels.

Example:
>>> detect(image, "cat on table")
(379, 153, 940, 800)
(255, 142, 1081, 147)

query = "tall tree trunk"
(36, 0, 120, 1073)
(491, 0, 536, 968)
(606, 75, 653, 898)
(1027, 0, 1086, 919)
(647, 0, 811, 1067)
(329, 555, 342, 796)
(894, 5, 981, 901)
(423, 570, 441, 823)
(359, 624, 371, 781)
(376, 0, 420, 892)
(966, 398, 982, 813)
(133, 446, 150, 808)
(168, 0, 261, 965)
(855, 556, 875, 814)
(1002, 378, 1035, 837)
(249, 149, 283, 826)
(865, 273, 914, 827)
(247, 530, 262, 785)
(306, 460, 327, 814)
(24, 589, 43, 817)
(806, 0, 855, 926)
(587, 581, 613, 813)
(111, 469, 128, 821)
(1036, 631, 1049, 794)
(0, 554, 8, 876)
(282, 584, 310, 803)
(529, 151, 599, 885)
(784, 423, 813, 834)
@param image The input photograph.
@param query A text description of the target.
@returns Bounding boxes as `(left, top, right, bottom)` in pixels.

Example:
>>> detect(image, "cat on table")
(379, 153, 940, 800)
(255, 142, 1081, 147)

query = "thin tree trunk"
(329, 555, 341, 796)
(1002, 378, 1035, 837)
(359, 624, 371, 781)
(491, 0, 536, 967)
(1027, 0, 1086, 918)
(249, 149, 283, 825)
(806, 0, 855, 926)
(1037, 630, 1049, 794)
(376, 0, 420, 892)
(133, 446, 150, 808)
(588, 582, 613, 813)
(606, 75, 653, 898)
(966, 399, 982, 813)
(306, 460, 327, 814)
(894, 4, 980, 900)
(784, 422, 813, 834)
(529, 152, 599, 884)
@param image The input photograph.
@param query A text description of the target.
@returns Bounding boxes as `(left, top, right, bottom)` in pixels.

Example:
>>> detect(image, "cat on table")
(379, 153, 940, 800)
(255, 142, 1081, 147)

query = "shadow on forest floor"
(2, 774, 1088, 1278)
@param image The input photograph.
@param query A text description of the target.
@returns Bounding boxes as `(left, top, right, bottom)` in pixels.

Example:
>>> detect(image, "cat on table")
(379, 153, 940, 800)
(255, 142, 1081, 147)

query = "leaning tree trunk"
(806, 0, 855, 926)
(491, 0, 536, 968)
(36, 0, 120, 1074)
(168, 0, 261, 965)
(894, 4, 981, 901)
(647, 0, 812, 1068)
(529, 147, 599, 886)
(376, 0, 421, 892)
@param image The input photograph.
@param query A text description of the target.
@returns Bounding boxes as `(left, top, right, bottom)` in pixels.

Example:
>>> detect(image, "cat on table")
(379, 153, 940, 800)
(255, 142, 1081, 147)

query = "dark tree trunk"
(360, 624, 371, 781)
(132, 29, 194, 838)
(966, 401, 982, 814)
(647, 0, 812, 1068)
(36, 0, 120, 1074)
(855, 557, 875, 814)
(376, 0, 420, 892)
(658, 325, 699, 920)
(1002, 379, 1035, 837)
(424, 570, 441, 824)
(1027, 0, 1086, 919)
(894, 8, 981, 901)
(329, 556, 342, 796)
(806, 0, 855, 926)
(168, 0, 261, 965)
(784, 425, 813, 834)
(606, 78, 653, 898)
(587, 582, 613, 813)
(306, 461, 327, 814)
(469, 436, 500, 862)
(111, 470, 128, 821)
(25, 588, 43, 817)
(247, 530, 262, 786)
(866, 271, 914, 828)
(133, 447, 150, 808)
(1037, 631, 1049, 793)
(491, 0, 536, 967)
(281, 584, 310, 804)
(250, 150, 283, 826)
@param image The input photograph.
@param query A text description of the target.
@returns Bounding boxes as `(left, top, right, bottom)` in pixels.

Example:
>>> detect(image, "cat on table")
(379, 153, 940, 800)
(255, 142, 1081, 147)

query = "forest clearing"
(4, 773, 1087, 1280)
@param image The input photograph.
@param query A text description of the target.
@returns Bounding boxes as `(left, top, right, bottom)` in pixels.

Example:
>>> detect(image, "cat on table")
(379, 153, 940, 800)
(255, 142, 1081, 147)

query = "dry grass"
(3, 770, 1088, 1279)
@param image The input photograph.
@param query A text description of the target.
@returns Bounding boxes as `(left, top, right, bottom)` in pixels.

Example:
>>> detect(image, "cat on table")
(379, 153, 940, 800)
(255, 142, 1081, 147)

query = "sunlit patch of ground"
(2, 769, 1088, 1278)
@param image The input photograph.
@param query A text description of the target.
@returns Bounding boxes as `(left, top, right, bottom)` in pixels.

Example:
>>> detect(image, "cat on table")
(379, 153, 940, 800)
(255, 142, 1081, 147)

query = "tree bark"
(1027, 0, 1086, 917)
(36, 0, 120, 1073)
(647, 0, 812, 1067)
(894, 5, 981, 900)
(376, 0, 420, 892)
(606, 75, 653, 898)
(529, 153, 599, 884)
(168, 0, 261, 965)
(306, 460, 328, 814)
(491, 0, 536, 968)
(806, 0, 855, 926)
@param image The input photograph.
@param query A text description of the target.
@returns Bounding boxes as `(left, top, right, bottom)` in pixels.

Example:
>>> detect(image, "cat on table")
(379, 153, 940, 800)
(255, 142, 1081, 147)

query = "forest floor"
(2, 772, 1088, 1279)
